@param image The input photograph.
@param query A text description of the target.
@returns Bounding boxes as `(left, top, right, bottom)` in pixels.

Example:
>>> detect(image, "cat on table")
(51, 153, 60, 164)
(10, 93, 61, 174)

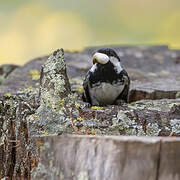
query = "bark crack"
(156, 139, 162, 180)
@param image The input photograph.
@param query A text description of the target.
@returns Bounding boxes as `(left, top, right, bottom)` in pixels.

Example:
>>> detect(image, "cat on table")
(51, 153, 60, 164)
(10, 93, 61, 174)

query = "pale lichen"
(146, 123, 161, 136)
(176, 92, 180, 98)
(39, 49, 72, 112)
(43, 49, 65, 73)
(129, 99, 180, 112)
(112, 110, 142, 136)
(112, 109, 161, 136)
(170, 119, 180, 134)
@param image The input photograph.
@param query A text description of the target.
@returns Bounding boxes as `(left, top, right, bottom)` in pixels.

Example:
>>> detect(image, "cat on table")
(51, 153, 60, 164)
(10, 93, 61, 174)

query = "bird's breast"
(89, 82, 124, 105)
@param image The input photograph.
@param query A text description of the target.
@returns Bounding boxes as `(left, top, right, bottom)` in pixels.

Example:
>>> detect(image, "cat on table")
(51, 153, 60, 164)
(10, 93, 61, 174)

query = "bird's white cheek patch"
(90, 64, 97, 73)
(110, 57, 123, 74)
(93, 53, 109, 64)
(114, 62, 123, 74)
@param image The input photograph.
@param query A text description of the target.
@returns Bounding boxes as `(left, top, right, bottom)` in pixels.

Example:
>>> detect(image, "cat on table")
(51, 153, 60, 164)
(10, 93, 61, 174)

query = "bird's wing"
(116, 69, 130, 103)
(82, 71, 92, 104)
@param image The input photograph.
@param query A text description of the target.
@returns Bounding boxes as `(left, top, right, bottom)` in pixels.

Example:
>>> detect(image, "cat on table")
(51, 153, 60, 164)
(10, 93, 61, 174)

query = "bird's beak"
(92, 53, 109, 65)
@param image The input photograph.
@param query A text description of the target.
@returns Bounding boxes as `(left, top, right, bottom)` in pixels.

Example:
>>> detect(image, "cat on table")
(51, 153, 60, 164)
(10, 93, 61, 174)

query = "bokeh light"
(0, 0, 180, 65)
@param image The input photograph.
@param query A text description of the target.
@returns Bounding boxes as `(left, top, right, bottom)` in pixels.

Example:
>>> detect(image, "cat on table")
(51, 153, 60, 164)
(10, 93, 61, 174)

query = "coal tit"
(82, 48, 130, 106)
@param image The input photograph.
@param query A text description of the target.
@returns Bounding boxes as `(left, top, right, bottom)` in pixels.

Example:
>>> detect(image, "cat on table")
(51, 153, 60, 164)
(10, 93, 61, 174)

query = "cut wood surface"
(32, 135, 180, 180)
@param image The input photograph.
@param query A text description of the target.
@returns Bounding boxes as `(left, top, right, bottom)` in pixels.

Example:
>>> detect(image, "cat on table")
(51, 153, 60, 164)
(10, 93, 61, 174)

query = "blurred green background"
(0, 0, 180, 65)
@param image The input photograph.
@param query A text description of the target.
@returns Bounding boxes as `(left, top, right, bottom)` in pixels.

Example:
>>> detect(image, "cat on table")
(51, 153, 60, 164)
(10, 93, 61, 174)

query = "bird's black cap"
(96, 48, 120, 61)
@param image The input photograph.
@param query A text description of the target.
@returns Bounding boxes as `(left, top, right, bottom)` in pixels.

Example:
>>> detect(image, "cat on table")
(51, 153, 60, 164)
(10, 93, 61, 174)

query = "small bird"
(82, 48, 130, 106)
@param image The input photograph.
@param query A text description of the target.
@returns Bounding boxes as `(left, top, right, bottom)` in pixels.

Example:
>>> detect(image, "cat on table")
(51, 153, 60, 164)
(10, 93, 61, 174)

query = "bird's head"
(93, 48, 121, 64)
(92, 48, 123, 73)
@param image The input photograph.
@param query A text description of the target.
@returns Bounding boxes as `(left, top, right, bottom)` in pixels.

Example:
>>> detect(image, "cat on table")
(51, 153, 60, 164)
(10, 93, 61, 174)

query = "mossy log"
(0, 45, 180, 179)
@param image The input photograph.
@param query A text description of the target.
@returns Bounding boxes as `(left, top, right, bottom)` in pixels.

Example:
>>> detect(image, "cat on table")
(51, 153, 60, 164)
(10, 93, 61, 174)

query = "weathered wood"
(0, 97, 17, 178)
(32, 135, 161, 180)
(0, 98, 38, 179)
(39, 49, 71, 110)
(129, 79, 180, 102)
(32, 135, 180, 180)
(158, 138, 180, 180)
